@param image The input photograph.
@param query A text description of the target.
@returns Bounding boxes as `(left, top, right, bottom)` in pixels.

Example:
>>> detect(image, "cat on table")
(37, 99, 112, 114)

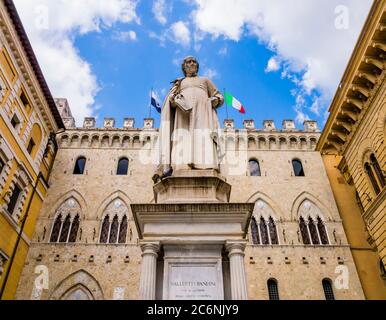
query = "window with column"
(250, 215, 279, 245)
(298, 200, 330, 246)
(99, 199, 130, 244)
(49, 198, 81, 243)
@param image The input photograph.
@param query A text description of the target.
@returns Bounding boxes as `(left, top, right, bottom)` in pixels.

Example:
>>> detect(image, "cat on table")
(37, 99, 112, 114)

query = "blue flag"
(151, 91, 161, 114)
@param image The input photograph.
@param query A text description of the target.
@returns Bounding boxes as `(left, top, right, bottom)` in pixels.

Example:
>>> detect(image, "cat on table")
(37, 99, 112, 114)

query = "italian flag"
(224, 92, 245, 114)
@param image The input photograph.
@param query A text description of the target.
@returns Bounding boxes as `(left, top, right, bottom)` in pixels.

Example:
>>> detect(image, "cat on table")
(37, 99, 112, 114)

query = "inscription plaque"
(167, 263, 223, 300)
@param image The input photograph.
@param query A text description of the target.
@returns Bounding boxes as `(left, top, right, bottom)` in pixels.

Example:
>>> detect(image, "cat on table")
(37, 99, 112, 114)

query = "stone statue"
(153, 56, 224, 183)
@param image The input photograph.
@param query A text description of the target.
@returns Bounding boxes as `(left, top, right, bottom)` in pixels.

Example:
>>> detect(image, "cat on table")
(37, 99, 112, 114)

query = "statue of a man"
(153, 56, 224, 183)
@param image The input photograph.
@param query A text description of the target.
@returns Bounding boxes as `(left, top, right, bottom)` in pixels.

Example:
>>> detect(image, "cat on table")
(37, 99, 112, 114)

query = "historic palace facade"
(0, 0, 385, 300)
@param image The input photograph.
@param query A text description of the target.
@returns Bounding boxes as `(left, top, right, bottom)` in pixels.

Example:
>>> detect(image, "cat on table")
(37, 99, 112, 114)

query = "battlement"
(63, 116, 320, 133)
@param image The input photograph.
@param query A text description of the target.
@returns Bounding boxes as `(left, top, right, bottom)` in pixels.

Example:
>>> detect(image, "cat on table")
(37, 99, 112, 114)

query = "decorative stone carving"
(104, 118, 115, 129)
(124, 118, 135, 129)
(224, 119, 234, 129)
(283, 120, 296, 131)
(263, 120, 276, 131)
(63, 117, 76, 129)
(243, 119, 255, 130)
(143, 118, 154, 129)
(226, 241, 248, 300)
(304, 120, 319, 132)
(83, 117, 96, 129)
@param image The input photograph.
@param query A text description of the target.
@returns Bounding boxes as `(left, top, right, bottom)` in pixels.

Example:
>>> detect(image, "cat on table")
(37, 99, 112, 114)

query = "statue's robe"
(156, 76, 224, 175)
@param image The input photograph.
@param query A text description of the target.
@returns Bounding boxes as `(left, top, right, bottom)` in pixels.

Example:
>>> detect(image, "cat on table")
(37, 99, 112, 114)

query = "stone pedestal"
(153, 170, 231, 204)
(132, 171, 253, 301)
(132, 202, 254, 300)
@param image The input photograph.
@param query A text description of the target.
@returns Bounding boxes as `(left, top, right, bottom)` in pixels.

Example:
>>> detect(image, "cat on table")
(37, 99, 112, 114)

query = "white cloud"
(218, 46, 228, 56)
(203, 68, 218, 79)
(191, 0, 372, 123)
(13, 0, 139, 125)
(113, 30, 137, 42)
(170, 21, 191, 47)
(152, 0, 168, 25)
(265, 56, 280, 73)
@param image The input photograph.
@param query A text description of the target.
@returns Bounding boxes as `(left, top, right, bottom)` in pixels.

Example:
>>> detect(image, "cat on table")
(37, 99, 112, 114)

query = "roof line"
(3, 0, 65, 130)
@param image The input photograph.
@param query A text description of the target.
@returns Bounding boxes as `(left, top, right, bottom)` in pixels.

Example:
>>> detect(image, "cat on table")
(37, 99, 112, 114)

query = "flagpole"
(149, 88, 153, 118)
(224, 88, 229, 119)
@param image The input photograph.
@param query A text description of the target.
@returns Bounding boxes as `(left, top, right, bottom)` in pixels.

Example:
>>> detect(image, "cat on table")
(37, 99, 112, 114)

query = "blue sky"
(14, 0, 373, 130)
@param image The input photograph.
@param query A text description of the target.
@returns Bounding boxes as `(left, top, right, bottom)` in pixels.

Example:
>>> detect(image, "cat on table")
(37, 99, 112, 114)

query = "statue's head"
(182, 56, 199, 77)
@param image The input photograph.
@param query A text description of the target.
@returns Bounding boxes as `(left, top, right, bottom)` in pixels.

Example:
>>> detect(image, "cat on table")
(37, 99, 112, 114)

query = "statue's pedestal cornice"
(153, 170, 232, 204)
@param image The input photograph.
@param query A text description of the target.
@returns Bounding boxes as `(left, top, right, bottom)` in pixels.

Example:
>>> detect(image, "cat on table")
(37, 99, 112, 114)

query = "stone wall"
(15, 124, 365, 300)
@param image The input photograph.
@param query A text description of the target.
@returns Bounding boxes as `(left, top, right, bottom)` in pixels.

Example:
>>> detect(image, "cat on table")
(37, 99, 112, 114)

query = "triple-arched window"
(364, 153, 385, 196)
(298, 201, 329, 245)
(50, 198, 81, 243)
(251, 200, 279, 245)
(99, 199, 129, 244)
(251, 216, 279, 245)
(100, 214, 128, 244)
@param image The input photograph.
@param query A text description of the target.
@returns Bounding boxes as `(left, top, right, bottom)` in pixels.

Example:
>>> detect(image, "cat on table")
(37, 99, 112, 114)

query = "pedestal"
(132, 171, 254, 300)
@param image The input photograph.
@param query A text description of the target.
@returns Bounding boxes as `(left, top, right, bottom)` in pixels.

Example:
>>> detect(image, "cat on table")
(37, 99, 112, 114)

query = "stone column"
(139, 242, 160, 300)
(226, 241, 248, 300)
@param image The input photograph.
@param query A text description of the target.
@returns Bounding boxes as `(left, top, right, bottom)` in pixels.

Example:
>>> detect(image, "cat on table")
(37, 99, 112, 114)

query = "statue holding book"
(153, 56, 224, 183)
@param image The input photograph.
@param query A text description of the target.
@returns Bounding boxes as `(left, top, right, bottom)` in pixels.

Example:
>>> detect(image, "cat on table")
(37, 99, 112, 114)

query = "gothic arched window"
(117, 158, 129, 175)
(100, 199, 130, 244)
(109, 215, 119, 244)
(322, 279, 335, 300)
(299, 217, 311, 245)
(317, 217, 329, 245)
(118, 216, 128, 244)
(249, 159, 261, 176)
(50, 198, 81, 244)
(292, 159, 305, 177)
(260, 217, 269, 245)
(251, 217, 260, 245)
(100, 215, 110, 244)
(370, 154, 385, 188)
(50, 214, 62, 243)
(73, 157, 86, 175)
(308, 217, 320, 245)
(68, 214, 80, 243)
(365, 162, 381, 195)
(59, 215, 71, 243)
(299, 201, 330, 246)
(267, 279, 280, 300)
(268, 217, 278, 245)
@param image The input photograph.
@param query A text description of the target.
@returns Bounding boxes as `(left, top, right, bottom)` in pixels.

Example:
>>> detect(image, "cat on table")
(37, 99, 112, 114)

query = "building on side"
(14, 114, 365, 300)
(317, 0, 386, 300)
(0, 0, 64, 299)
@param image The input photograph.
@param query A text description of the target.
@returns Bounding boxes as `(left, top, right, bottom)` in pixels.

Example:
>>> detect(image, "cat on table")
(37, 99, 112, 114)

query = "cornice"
(317, 0, 386, 155)
(1, 0, 64, 131)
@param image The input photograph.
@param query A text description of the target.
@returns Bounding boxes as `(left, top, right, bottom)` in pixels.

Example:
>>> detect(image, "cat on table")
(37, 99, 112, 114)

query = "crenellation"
(263, 120, 276, 131)
(83, 117, 96, 129)
(104, 118, 115, 129)
(283, 120, 297, 131)
(243, 119, 255, 130)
